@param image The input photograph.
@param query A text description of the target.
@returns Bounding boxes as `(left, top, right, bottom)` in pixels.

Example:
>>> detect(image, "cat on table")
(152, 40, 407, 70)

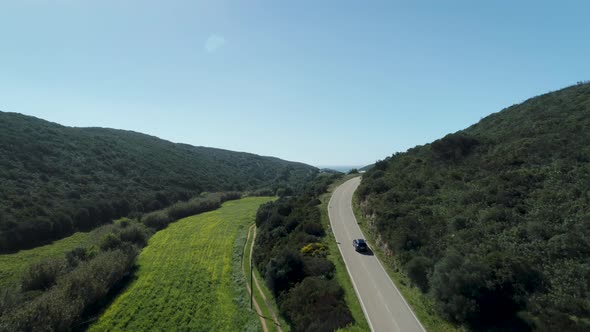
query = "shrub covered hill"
(357, 83, 590, 331)
(0, 112, 317, 252)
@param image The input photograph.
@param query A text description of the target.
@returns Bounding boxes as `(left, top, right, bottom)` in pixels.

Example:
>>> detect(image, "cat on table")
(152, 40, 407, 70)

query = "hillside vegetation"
(357, 83, 590, 331)
(0, 112, 316, 252)
(90, 197, 272, 331)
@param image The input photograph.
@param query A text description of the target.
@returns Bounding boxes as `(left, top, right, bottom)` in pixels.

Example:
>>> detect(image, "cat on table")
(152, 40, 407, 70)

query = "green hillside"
(357, 83, 590, 331)
(0, 112, 316, 252)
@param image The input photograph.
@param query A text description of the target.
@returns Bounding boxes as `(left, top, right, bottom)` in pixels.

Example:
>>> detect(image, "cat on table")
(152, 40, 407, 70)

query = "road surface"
(328, 177, 425, 332)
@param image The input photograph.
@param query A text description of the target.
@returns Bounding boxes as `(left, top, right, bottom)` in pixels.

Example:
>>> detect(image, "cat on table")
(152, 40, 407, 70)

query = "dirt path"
(242, 225, 269, 332)
(249, 226, 283, 332)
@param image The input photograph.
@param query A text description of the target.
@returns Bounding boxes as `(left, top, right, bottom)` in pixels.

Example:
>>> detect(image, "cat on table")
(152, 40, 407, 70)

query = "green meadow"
(89, 196, 273, 332)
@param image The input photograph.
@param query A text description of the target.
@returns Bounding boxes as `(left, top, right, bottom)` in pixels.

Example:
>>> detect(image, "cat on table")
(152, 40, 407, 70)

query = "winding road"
(328, 177, 425, 332)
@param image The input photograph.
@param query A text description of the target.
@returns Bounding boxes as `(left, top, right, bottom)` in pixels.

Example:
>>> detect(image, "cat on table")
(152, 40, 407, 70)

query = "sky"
(1, 1, 589, 167)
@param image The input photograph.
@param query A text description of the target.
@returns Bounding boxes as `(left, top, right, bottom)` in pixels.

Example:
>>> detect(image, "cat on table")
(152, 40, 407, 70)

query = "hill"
(359, 163, 374, 172)
(0, 112, 317, 252)
(357, 83, 590, 331)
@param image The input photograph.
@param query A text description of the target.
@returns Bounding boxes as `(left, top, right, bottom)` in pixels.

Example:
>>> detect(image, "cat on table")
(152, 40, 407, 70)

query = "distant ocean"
(317, 165, 362, 173)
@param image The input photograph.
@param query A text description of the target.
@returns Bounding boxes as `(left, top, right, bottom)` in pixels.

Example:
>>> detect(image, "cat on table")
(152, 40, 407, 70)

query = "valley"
(1, 82, 589, 332)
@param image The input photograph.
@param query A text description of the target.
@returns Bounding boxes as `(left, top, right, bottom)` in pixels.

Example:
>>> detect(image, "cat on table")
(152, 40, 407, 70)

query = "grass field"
(351, 189, 465, 332)
(89, 196, 273, 332)
(319, 174, 371, 332)
(0, 231, 92, 289)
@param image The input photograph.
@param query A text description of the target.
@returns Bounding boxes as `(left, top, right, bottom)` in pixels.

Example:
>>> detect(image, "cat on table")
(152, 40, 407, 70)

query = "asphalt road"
(328, 177, 425, 332)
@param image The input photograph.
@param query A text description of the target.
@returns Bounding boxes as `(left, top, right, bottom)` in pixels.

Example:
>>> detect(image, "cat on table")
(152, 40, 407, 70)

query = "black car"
(353, 239, 368, 252)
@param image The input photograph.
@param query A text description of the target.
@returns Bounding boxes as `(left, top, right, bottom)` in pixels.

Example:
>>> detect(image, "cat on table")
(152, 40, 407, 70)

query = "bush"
(21, 259, 66, 292)
(302, 221, 324, 236)
(166, 201, 197, 220)
(279, 277, 353, 332)
(219, 191, 242, 201)
(142, 192, 238, 230)
(251, 188, 274, 196)
(300, 242, 328, 257)
(302, 256, 335, 278)
(99, 232, 123, 251)
(119, 223, 151, 247)
(167, 198, 220, 220)
(265, 249, 305, 297)
(115, 217, 132, 228)
(141, 210, 171, 230)
(65, 247, 91, 267)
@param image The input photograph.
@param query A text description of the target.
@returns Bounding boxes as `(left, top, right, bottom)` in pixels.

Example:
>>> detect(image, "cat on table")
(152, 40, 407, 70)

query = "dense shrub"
(254, 174, 354, 331)
(142, 192, 242, 231)
(302, 221, 324, 236)
(279, 277, 353, 332)
(249, 188, 275, 196)
(21, 259, 66, 292)
(302, 257, 335, 278)
(167, 197, 220, 220)
(141, 210, 170, 230)
(265, 249, 305, 297)
(218, 191, 242, 201)
(118, 223, 152, 247)
(65, 247, 93, 267)
(300, 242, 328, 257)
(99, 233, 123, 251)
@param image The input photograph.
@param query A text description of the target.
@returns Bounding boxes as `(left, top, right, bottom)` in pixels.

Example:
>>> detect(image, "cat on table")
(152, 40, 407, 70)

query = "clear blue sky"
(1, 1, 588, 167)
